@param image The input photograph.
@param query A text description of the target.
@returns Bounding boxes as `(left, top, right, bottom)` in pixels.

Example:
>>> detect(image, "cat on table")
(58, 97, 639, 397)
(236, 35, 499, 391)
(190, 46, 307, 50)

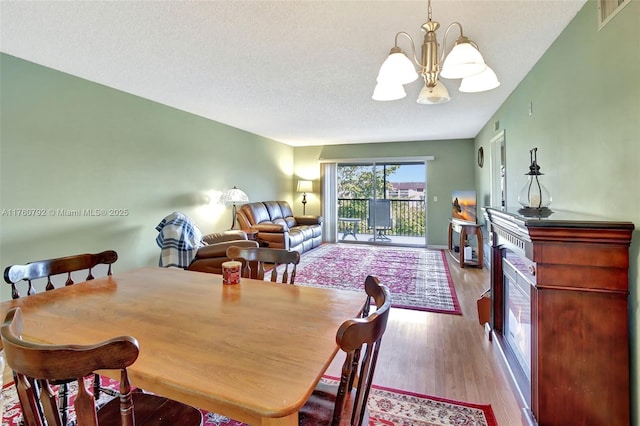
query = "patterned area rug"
(283, 243, 461, 314)
(1, 376, 497, 426)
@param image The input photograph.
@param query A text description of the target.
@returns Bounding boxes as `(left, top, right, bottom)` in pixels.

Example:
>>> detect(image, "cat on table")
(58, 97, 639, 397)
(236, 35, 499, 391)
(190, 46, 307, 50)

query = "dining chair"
(299, 275, 392, 426)
(1, 307, 203, 426)
(3, 250, 118, 424)
(4, 250, 118, 299)
(226, 246, 301, 284)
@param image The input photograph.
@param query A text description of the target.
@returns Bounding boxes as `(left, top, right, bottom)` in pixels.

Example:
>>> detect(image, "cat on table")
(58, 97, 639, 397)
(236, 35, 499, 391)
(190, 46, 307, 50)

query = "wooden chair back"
(3, 251, 119, 423)
(1, 307, 138, 426)
(300, 275, 392, 426)
(3, 250, 118, 299)
(337, 275, 391, 426)
(226, 246, 300, 284)
(1, 307, 203, 426)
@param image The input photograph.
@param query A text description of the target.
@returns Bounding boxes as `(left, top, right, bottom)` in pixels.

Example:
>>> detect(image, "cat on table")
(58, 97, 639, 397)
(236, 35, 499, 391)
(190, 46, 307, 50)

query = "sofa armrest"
(202, 230, 248, 245)
(294, 215, 323, 226)
(251, 223, 287, 233)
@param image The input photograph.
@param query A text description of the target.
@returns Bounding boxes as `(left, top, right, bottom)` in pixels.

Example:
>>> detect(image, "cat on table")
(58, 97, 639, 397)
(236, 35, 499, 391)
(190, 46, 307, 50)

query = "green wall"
(475, 0, 640, 422)
(0, 54, 294, 301)
(292, 139, 476, 247)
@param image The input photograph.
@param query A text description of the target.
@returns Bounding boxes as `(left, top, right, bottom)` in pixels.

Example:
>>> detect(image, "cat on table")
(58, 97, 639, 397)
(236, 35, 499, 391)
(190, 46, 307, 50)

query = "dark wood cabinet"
(483, 207, 634, 426)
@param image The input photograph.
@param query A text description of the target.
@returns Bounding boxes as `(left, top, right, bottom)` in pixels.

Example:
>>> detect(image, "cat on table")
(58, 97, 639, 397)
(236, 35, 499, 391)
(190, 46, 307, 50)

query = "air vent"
(599, 0, 630, 29)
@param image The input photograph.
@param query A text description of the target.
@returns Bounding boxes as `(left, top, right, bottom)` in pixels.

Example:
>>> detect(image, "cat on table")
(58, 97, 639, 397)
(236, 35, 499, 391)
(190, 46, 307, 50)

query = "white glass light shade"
(376, 52, 419, 85)
(372, 83, 407, 101)
(459, 66, 500, 93)
(517, 176, 552, 209)
(417, 81, 450, 105)
(440, 42, 486, 79)
(219, 186, 248, 205)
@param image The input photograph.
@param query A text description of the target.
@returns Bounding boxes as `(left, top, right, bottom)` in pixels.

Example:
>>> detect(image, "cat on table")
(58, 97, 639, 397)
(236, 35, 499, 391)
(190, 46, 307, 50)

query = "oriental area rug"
(280, 243, 461, 315)
(1, 376, 498, 426)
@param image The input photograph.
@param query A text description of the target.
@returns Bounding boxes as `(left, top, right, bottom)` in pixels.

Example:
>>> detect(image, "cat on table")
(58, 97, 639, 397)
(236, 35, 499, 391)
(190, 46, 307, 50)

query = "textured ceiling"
(0, 1, 587, 147)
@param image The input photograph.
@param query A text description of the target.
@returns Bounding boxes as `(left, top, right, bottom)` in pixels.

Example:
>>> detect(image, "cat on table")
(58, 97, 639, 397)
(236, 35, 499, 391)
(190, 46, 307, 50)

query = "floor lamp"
(296, 180, 313, 215)
(219, 186, 248, 229)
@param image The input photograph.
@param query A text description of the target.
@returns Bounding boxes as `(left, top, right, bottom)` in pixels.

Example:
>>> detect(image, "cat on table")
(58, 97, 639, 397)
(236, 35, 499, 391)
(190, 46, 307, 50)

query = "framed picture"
(452, 190, 477, 224)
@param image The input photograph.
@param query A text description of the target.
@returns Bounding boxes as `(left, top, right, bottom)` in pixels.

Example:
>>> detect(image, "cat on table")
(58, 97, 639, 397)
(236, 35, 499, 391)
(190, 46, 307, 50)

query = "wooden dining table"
(0, 267, 366, 425)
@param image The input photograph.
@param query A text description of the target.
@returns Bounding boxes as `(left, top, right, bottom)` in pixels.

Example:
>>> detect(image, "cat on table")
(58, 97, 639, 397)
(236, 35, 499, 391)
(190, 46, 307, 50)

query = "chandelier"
(372, 0, 500, 104)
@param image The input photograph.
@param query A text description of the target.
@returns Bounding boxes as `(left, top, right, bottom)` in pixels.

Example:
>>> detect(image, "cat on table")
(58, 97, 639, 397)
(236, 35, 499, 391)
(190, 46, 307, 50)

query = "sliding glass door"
(336, 161, 426, 247)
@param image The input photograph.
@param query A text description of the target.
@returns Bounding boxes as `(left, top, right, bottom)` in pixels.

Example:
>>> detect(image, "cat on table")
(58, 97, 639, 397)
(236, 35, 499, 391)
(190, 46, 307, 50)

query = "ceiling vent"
(599, 0, 630, 29)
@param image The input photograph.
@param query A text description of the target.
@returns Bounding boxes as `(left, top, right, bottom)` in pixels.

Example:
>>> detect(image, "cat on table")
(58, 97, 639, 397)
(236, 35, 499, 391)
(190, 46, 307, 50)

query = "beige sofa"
(236, 201, 322, 254)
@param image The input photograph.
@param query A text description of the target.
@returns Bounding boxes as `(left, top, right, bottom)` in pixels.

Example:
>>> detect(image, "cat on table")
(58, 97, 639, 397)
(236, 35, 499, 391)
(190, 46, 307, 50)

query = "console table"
(483, 207, 634, 426)
(448, 218, 483, 268)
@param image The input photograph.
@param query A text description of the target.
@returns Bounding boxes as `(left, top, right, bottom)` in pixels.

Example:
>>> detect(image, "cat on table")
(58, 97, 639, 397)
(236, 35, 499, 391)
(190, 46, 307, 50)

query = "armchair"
(188, 231, 258, 274)
(155, 212, 258, 273)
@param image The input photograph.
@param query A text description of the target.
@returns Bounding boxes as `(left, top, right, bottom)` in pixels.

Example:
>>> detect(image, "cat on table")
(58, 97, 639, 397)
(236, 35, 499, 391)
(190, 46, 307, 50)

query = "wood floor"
(1, 253, 523, 425)
(325, 252, 524, 426)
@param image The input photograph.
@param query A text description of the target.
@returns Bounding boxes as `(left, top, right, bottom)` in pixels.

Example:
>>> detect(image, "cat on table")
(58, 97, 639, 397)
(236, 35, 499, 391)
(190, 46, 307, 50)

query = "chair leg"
(368, 229, 391, 242)
(58, 383, 69, 425)
(17, 375, 47, 424)
(376, 230, 391, 241)
(93, 373, 118, 406)
(94, 373, 101, 399)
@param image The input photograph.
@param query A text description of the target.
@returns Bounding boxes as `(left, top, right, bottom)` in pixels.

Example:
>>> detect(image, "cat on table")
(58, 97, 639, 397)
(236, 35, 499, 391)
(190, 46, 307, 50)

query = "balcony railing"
(337, 198, 426, 237)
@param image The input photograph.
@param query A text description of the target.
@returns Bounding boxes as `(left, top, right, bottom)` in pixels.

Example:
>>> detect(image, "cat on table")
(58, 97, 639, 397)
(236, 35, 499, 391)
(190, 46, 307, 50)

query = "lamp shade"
(417, 81, 450, 105)
(219, 186, 248, 205)
(459, 66, 500, 93)
(376, 51, 419, 85)
(440, 41, 486, 79)
(296, 180, 313, 193)
(372, 83, 407, 101)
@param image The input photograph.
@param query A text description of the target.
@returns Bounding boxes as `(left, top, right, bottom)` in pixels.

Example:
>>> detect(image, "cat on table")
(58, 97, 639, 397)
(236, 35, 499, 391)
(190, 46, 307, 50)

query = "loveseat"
(236, 201, 322, 254)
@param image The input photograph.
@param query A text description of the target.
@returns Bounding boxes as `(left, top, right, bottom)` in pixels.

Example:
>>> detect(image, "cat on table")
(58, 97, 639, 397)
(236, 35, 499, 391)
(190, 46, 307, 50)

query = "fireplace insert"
(502, 250, 533, 383)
